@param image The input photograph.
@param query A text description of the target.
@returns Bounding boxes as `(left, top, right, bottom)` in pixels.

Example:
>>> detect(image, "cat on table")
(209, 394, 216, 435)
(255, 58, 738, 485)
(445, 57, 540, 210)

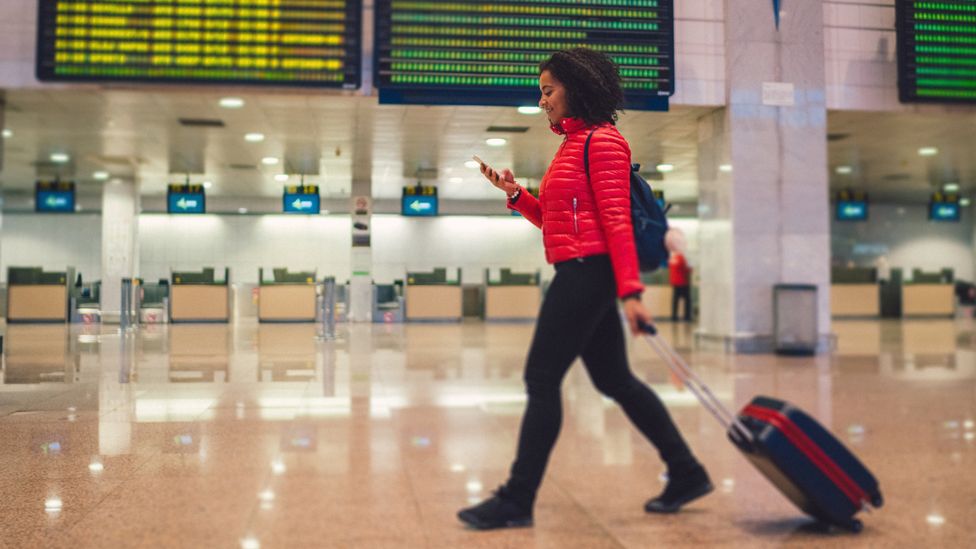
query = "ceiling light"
(203, 181, 213, 189)
(50, 153, 70, 163)
(219, 97, 245, 108)
(262, 157, 279, 165)
(485, 138, 507, 147)
(961, 198, 971, 207)
(835, 166, 853, 175)
(449, 177, 463, 184)
(918, 147, 938, 156)
(656, 163, 674, 173)
(464, 160, 480, 169)
(944, 183, 960, 193)
(238, 208, 248, 214)
(274, 174, 289, 182)
(719, 164, 733, 173)
(2, 129, 11, 138)
(244, 133, 265, 142)
(517, 106, 542, 115)
(93, 171, 110, 181)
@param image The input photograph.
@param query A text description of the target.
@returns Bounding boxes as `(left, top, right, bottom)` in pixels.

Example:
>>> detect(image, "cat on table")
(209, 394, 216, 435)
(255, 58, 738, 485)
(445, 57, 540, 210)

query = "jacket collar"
(549, 117, 589, 136)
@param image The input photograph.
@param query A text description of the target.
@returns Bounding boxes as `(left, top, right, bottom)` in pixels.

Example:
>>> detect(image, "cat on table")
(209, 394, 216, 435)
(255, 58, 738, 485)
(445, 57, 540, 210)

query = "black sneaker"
(457, 486, 534, 530)
(644, 465, 714, 514)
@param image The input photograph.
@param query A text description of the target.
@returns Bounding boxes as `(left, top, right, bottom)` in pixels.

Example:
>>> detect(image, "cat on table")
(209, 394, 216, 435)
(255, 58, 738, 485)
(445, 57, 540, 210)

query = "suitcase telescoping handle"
(638, 321, 754, 445)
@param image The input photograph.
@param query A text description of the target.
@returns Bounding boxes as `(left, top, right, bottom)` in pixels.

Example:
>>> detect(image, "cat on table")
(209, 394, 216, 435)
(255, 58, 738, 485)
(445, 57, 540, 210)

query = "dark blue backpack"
(584, 129, 670, 272)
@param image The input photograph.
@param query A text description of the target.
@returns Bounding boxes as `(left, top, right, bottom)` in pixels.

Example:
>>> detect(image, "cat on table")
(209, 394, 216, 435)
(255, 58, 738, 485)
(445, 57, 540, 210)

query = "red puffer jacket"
(508, 117, 642, 299)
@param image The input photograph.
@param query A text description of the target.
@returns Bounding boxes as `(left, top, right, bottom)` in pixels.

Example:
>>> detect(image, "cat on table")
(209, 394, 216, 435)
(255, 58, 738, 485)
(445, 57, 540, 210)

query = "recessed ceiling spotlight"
(960, 198, 971, 207)
(944, 183, 960, 193)
(486, 138, 507, 147)
(93, 171, 110, 180)
(835, 166, 853, 174)
(465, 160, 480, 169)
(517, 106, 542, 115)
(261, 157, 279, 165)
(219, 97, 245, 108)
(719, 164, 733, 173)
(50, 153, 70, 163)
(656, 163, 674, 173)
(918, 147, 938, 156)
(274, 174, 289, 182)
(245, 133, 265, 142)
(203, 181, 213, 189)
(238, 208, 248, 214)
(2, 129, 11, 138)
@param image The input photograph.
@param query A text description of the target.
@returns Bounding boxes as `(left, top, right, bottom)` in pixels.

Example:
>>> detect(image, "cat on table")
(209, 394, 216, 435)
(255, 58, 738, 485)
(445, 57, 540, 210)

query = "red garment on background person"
(669, 252, 690, 287)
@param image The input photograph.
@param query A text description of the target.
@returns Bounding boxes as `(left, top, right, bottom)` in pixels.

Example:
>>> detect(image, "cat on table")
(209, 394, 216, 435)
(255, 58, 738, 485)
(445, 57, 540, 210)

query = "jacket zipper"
(572, 197, 579, 233)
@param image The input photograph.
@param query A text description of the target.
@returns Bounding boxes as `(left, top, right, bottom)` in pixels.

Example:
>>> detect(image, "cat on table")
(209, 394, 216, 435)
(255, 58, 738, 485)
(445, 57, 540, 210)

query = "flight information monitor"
(36, 0, 362, 88)
(401, 185, 438, 216)
(167, 184, 206, 214)
(896, 1, 976, 103)
(374, 0, 675, 110)
(929, 192, 960, 222)
(35, 181, 76, 213)
(283, 185, 321, 213)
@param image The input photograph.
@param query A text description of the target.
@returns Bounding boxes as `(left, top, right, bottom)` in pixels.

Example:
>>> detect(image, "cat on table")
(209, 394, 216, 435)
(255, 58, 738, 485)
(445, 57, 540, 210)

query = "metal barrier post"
(120, 278, 132, 331)
(317, 277, 337, 341)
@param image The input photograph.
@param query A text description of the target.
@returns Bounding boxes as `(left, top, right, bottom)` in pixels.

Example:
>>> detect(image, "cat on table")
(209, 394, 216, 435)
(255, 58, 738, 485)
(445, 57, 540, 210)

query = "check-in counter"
(830, 267, 880, 318)
(902, 269, 954, 317)
(903, 284, 954, 317)
(6, 267, 72, 323)
(640, 285, 674, 319)
(258, 268, 318, 323)
(831, 284, 880, 317)
(405, 268, 462, 322)
(484, 269, 541, 321)
(170, 268, 230, 323)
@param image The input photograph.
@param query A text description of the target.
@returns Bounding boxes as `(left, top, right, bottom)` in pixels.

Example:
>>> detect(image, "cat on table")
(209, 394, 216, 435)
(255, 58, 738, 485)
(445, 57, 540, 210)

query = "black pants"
(672, 285, 691, 321)
(505, 255, 697, 507)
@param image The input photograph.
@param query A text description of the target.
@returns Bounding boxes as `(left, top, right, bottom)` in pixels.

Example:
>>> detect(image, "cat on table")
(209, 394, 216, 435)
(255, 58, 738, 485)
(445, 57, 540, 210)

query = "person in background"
(457, 47, 712, 531)
(669, 251, 692, 322)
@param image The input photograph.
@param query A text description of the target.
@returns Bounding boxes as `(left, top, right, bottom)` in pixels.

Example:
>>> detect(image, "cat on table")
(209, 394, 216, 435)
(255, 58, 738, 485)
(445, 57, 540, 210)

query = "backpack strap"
(582, 128, 599, 184)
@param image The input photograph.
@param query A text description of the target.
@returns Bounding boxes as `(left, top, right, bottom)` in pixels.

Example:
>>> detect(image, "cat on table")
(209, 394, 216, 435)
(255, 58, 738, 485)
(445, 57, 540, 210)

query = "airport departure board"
(36, 0, 362, 88)
(374, 0, 674, 110)
(896, 1, 976, 103)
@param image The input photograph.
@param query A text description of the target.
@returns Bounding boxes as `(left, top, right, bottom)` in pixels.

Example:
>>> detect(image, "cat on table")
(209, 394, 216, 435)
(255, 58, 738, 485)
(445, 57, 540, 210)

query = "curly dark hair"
(539, 48, 625, 126)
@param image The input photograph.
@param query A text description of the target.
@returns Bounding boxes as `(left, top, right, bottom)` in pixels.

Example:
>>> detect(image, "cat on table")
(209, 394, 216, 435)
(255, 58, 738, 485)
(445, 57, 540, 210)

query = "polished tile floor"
(1, 318, 974, 548)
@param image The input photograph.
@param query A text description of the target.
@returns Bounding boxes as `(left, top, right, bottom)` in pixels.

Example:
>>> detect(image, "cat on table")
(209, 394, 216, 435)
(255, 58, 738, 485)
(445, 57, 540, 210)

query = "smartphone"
(471, 155, 487, 168)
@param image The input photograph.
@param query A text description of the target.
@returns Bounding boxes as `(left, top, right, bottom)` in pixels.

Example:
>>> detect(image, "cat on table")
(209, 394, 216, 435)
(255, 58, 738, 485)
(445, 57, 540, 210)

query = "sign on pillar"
(349, 195, 372, 322)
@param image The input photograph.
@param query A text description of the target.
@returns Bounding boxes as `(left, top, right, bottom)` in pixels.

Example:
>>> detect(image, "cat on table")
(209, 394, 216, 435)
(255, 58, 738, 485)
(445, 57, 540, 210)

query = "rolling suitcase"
(638, 323, 883, 532)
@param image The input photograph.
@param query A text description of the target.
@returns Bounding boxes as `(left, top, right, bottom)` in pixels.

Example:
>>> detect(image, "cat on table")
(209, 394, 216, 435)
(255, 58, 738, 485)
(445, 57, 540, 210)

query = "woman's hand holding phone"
(473, 155, 517, 196)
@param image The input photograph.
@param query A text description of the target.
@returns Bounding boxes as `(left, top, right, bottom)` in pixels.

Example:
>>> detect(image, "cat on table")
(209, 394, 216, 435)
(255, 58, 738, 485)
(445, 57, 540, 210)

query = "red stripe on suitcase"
(742, 405, 867, 508)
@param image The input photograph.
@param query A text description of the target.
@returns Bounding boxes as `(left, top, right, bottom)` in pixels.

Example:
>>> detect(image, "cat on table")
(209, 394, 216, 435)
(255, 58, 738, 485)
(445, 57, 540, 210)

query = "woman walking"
(458, 48, 712, 530)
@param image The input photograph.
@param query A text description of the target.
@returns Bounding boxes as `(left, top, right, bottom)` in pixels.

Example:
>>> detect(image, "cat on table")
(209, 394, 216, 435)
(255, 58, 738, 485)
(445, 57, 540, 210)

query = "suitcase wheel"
(846, 519, 863, 533)
(871, 494, 884, 508)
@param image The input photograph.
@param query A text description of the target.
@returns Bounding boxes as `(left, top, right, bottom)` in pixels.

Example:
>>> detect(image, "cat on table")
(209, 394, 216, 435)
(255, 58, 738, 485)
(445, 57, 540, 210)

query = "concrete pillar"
(100, 179, 139, 323)
(696, 0, 831, 352)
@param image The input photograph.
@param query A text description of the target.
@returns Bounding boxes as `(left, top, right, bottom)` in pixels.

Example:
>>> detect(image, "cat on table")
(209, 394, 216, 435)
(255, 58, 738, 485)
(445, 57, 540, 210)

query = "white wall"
(0, 212, 704, 286)
(0, 213, 101, 281)
(831, 204, 975, 281)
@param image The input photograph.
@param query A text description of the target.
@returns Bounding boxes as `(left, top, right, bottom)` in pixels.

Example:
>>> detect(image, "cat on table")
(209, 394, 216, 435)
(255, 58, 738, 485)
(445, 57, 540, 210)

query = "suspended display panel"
(897, 1, 976, 103)
(36, 0, 362, 88)
(375, 0, 674, 110)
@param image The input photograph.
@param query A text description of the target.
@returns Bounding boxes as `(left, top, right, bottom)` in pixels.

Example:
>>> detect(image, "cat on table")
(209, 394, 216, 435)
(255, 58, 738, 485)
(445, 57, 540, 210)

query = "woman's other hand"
(481, 164, 518, 196)
(623, 297, 651, 336)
